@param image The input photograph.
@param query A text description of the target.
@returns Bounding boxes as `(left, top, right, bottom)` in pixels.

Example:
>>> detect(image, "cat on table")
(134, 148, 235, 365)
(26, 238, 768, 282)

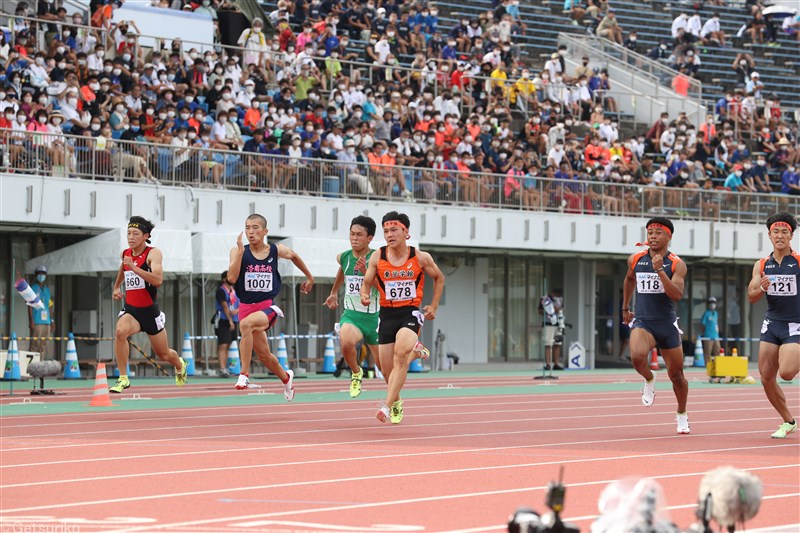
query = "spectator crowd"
(1, 0, 798, 217)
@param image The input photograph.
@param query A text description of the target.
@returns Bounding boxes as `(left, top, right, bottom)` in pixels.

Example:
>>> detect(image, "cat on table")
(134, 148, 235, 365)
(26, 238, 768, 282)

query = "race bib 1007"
(636, 272, 665, 294)
(124, 270, 145, 291)
(345, 275, 363, 295)
(385, 280, 416, 301)
(244, 271, 273, 292)
(766, 275, 797, 297)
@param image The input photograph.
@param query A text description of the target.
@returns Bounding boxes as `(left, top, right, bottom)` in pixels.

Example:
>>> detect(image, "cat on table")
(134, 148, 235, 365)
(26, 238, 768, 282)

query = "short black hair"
(128, 215, 154, 235)
(646, 216, 674, 235)
(246, 213, 267, 228)
(221, 270, 228, 282)
(382, 211, 411, 229)
(350, 215, 376, 236)
(766, 212, 797, 233)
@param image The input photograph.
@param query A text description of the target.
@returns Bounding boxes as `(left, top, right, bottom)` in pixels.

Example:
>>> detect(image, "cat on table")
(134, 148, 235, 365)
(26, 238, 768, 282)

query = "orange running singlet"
(376, 246, 424, 308)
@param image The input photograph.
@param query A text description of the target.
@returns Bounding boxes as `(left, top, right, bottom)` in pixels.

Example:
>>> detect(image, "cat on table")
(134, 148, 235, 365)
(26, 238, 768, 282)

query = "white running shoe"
(641, 374, 656, 406)
(283, 369, 295, 401)
(676, 412, 690, 434)
(235, 373, 250, 390)
(413, 341, 430, 360)
(376, 403, 390, 423)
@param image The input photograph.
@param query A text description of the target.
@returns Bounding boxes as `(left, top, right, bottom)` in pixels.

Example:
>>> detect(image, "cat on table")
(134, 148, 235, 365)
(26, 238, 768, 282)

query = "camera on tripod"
(507, 467, 579, 533)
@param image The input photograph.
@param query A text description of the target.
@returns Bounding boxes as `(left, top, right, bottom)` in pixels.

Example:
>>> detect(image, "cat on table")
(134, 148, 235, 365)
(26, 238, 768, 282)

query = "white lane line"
(2, 425, 795, 489)
(0, 397, 775, 441)
(1, 416, 788, 470)
(2, 386, 789, 425)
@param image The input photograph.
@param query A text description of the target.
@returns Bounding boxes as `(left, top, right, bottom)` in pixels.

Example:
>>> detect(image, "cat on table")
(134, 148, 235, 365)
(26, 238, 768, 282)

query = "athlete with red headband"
(748, 212, 799, 439)
(621, 217, 690, 434)
(110, 216, 187, 393)
(360, 211, 445, 424)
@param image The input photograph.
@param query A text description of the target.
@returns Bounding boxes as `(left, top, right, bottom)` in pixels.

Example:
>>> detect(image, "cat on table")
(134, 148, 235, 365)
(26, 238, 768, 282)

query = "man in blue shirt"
(28, 266, 55, 359)
(781, 166, 800, 195)
(724, 165, 748, 191)
(700, 296, 720, 364)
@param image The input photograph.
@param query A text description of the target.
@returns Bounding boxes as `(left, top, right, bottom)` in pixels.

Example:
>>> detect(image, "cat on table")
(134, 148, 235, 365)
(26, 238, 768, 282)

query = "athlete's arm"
(747, 260, 769, 303)
(621, 253, 636, 323)
(227, 232, 245, 285)
(325, 254, 344, 309)
(277, 243, 315, 294)
(660, 258, 686, 301)
(360, 251, 380, 306)
(137, 248, 165, 287)
(112, 254, 125, 300)
(419, 251, 445, 320)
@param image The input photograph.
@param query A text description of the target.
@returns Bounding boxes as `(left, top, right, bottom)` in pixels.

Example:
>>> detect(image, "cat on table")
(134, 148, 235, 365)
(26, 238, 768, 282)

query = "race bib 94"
(385, 280, 416, 301)
(345, 275, 363, 295)
(244, 271, 273, 292)
(766, 275, 797, 297)
(636, 272, 665, 294)
(124, 270, 145, 291)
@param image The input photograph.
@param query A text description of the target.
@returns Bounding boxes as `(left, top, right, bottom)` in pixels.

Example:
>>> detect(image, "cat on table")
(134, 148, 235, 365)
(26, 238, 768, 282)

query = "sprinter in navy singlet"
(622, 217, 691, 434)
(227, 214, 314, 399)
(747, 212, 800, 439)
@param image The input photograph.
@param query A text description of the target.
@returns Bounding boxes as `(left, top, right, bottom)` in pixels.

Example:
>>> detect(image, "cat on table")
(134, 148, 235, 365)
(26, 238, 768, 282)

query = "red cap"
(733, 164, 744, 171)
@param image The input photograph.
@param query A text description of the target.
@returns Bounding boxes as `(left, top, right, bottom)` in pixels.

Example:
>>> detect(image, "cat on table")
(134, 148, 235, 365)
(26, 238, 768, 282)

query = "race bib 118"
(636, 272, 665, 294)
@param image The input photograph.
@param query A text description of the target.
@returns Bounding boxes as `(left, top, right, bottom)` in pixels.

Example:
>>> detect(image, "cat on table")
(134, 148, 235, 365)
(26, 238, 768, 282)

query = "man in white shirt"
(660, 126, 676, 155)
(671, 13, 689, 39)
(544, 53, 562, 81)
(687, 13, 702, 39)
(374, 36, 391, 64)
(701, 13, 726, 46)
(236, 79, 257, 108)
(87, 45, 105, 73)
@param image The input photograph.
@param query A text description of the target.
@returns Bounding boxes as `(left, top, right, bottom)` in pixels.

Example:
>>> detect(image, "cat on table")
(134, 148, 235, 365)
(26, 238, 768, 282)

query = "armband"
(760, 285, 768, 293)
(655, 267, 665, 273)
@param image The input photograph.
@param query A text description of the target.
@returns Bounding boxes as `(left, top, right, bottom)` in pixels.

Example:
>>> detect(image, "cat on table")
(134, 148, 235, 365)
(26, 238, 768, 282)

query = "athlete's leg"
(148, 329, 182, 369)
(661, 345, 688, 413)
(339, 323, 365, 374)
(777, 342, 800, 382)
(379, 342, 395, 383)
(630, 327, 656, 381)
(238, 311, 272, 375)
(253, 330, 290, 383)
(760, 341, 794, 423)
(384, 327, 419, 407)
(114, 314, 141, 377)
(367, 343, 383, 378)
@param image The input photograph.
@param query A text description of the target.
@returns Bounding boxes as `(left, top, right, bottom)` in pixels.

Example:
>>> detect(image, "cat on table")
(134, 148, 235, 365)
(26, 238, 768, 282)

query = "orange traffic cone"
(649, 348, 660, 371)
(88, 363, 115, 407)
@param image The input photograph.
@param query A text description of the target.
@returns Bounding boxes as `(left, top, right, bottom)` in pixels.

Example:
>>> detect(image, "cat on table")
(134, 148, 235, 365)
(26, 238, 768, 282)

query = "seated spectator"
(781, 165, 800, 195)
(596, 9, 623, 45)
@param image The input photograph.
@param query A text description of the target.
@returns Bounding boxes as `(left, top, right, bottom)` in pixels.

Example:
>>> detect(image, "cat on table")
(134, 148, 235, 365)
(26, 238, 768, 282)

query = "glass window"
(487, 256, 505, 360)
(507, 258, 527, 361)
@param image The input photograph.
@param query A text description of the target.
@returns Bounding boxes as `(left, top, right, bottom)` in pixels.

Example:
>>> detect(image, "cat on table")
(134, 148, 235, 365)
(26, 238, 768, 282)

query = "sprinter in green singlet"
(325, 216, 381, 398)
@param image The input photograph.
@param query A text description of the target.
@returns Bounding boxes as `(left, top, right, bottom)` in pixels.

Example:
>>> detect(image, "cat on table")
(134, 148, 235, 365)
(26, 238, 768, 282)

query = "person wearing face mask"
(238, 17, 267, 69)
(700, 297, 720, 366)
(724, 164, 749, 192)
(28, 266, 55, 360)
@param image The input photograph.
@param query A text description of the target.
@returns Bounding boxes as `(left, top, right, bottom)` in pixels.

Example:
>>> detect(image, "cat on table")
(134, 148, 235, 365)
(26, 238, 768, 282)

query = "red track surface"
(1, 375, 798, 533)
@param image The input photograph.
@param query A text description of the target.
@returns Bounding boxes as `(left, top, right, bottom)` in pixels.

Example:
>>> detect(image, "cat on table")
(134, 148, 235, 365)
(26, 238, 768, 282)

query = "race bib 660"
(124, 270, 145, 291)
(244, 271, 273, 292)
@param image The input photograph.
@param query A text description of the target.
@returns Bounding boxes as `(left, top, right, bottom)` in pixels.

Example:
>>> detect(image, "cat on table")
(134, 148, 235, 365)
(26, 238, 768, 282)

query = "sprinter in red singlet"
(360, 211, 445, 424)
(110, 216, 187, 393)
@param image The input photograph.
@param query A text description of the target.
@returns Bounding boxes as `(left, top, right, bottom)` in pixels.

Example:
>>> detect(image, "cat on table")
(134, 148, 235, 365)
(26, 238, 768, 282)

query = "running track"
(1, 370, 798, 533)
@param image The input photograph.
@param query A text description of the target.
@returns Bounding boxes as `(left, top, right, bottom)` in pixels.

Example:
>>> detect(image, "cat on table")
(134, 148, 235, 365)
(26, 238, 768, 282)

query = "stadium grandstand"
(0, 0, 798, 370)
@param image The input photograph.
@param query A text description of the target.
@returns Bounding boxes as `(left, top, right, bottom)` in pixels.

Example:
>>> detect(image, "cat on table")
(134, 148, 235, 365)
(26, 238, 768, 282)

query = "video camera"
(508, 467, 579, 533)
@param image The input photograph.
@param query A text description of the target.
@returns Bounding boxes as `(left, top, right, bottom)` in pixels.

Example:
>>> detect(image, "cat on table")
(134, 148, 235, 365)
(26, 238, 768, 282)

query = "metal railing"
(2, 128, 797, 223)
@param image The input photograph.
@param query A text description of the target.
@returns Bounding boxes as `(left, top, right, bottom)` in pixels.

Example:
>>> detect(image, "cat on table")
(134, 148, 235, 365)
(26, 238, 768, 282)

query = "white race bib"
(345, 275, 363, 295)
(636, 272, 665, 294)
(124, 270, 145, 291)
(385, 279, 416, 301)
(766, 275, 797, 297)
(244, 271, 273, 292)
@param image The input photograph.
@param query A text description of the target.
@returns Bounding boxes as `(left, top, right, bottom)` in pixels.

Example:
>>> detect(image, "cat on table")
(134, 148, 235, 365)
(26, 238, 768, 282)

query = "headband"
(647, 223, 672, 238)
(383, 220, 407, 231)
(128, 222, 152, 243)
(770, 221, 793, 233)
